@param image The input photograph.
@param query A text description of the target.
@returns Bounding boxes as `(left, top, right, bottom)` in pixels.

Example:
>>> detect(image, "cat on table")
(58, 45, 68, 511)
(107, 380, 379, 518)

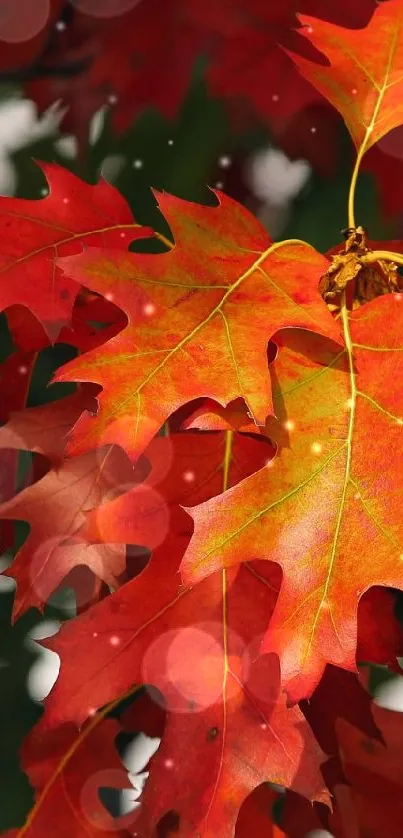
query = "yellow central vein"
(203, 429, 233, 828)
(301, 294, 355, 667)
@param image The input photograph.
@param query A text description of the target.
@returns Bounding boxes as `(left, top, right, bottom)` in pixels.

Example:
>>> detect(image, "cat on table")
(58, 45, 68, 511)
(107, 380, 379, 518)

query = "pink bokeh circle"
(0, 0, 50, 43)
(71, 0, 144, 18)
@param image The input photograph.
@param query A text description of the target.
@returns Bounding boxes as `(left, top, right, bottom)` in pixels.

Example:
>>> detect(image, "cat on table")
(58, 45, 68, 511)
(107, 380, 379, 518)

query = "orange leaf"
(290, 0, 403, 154)
(182, 296, 403, 700)
(330, 704, 403, 838)
(55, 191, 340, 461)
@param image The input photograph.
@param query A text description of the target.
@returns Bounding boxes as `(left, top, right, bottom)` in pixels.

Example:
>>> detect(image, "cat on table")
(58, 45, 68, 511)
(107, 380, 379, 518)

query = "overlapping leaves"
(5, 2, 403, 836)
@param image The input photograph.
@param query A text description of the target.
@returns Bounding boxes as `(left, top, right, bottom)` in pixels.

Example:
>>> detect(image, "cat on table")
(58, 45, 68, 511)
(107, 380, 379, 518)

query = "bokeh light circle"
(142, 622, 248, 713)
(71, 0, 144, 18)
(0, 0, 50, 43)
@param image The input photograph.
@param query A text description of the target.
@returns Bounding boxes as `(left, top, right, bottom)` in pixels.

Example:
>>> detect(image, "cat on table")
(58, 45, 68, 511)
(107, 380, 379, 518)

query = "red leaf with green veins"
(55, 190, 340, 462)
(182, 296, 403, 701)
(291, 0, 403, 154)
(0, 161, 151, 339)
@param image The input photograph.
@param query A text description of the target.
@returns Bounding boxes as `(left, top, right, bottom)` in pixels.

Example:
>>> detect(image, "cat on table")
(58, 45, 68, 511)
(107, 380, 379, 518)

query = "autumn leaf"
(54, 190, 340, 462)
(281, 789, 326, 837)
(5, 716, 133, 838)
(0, 387, 98, 464)
(0, 162, 151, 339)
(203, 0, 376, 137)
(0, 435, 134, 620)
(281, 666, 384, 835)
(27, 424, 326, 837)
(357, 587, 403, 672)
(36, 545, 326, 837)
(181, 297, 403, 701)
(291, 0, 403, 157)
(329, 704, 403, 838)
(301, 666, 380, 769)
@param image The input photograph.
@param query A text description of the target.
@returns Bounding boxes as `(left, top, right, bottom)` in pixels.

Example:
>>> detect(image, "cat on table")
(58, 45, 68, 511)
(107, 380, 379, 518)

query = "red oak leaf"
(329, 704, 403, 838)
(290, 0, 403, 156)
(300, 666, 380, 786)
(281, 789, 326, 836)
(4, 716, 133, 838)
(121, 689, 166, 740)
(37, 546, 327, 838)
(28, 423, 326, 836)
(181, 297, 403, 701)
(0, 161, 151, 339)
(0, 351, 37, 422)
(25, 0, 376, 152)
(54, 190, 340, 462)
(0, 435, 134, 620)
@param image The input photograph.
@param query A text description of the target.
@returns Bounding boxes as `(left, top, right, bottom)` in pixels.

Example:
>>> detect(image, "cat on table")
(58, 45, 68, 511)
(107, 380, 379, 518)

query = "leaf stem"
(361, 250, 403, 266)
(347, 146, 366, 229)
(155, 231, 174, 249)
